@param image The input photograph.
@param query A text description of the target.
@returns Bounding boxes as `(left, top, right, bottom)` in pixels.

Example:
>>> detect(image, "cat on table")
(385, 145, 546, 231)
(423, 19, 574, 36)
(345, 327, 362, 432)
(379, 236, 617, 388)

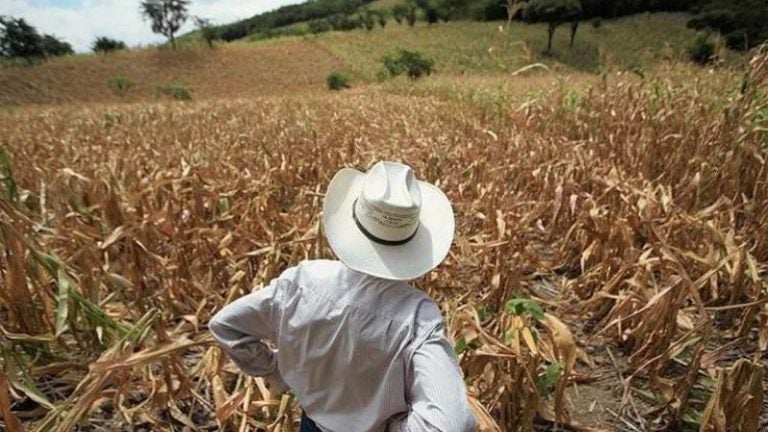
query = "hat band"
(352, 199, 418, 246)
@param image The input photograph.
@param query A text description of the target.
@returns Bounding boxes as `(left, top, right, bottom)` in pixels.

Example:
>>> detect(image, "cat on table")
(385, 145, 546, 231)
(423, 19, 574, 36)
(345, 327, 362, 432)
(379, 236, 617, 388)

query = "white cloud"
(1, 0, 303, 52)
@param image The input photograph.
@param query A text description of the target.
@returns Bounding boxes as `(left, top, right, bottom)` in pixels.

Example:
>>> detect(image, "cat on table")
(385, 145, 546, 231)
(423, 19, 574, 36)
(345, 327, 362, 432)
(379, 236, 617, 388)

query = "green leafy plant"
(504, 298, 545, 321)
(155, 83, 192, 100)
(537, 362, 563, 396)
(108, 76, 133, 96)
(326, 71, 351, 91)
(92, 36, 126, 54)
(382, 49, 435, 80)
(688, 34, 716, 65)
(454, 337, 481, 354)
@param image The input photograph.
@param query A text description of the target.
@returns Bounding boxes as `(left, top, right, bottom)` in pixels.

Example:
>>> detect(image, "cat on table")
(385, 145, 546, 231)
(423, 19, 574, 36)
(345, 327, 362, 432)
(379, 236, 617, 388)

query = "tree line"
(0, 16, 73, 63)
(1, 0, 216, 63)
(212, 0, 766, 52)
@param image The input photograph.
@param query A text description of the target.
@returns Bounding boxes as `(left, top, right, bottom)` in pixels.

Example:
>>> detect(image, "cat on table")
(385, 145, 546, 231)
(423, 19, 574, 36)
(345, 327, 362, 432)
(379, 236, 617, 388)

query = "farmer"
(209, 161, 477, 432)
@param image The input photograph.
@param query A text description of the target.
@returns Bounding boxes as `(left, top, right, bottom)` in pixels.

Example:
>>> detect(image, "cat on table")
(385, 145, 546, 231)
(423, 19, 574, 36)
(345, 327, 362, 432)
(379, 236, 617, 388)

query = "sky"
(1, 0, 303, 52)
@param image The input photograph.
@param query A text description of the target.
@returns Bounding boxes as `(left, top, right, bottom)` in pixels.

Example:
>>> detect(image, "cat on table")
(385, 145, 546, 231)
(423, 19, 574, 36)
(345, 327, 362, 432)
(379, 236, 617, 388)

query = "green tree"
(687, 0, 768, 51)
(416, 0, 440, 25)
(0, 16, 45, 63)
(569, 19, 579, 48)
(405, 1, 419, 26)
(376, 10, 387, 28)
(392, 4, 408, 24)
(140, 0, 190, 50)
(523, 0, 582, 54)
(194, 17, 219, 48)
(360, 9, 376, 31)
(41, 34, 73, 57)
(92, 36, 127, 53)
(308, 19, 332, 34)
(383, 49, 435, 80)
(688, 33, 715, 65)
(438, 0, 472, 21)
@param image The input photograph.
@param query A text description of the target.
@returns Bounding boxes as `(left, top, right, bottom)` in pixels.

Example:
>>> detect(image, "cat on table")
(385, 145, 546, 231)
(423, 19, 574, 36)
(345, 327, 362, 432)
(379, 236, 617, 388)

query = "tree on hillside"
(140, 0, 190, 50)
(194, 17, 219, 48)
(92, 36, 127, 53)
(359, 9, 376, 31)
(41, 34, 73, 57)
(405, 1, 419, 27)
(687, 0, 768, 51)
(524, 0, 582, 54)
(415, 1, 440, 25)
(569, 19, 579, 48)
(438, 0, 472, 22)
(0, 16, 45, 63)
(308, 18, 332, 34)
(392, 4, 408, 24)
(376, 10, 387, 28)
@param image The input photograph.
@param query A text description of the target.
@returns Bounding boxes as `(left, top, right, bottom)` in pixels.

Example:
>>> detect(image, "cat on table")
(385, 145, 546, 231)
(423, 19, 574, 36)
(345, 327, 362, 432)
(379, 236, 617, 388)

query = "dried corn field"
(1, 46, 768, 432)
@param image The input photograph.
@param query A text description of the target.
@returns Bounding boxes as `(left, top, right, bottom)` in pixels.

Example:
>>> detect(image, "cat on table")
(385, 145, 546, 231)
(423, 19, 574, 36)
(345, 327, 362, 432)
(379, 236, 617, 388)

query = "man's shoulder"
(277, 259, 345, 282)
(277, 260, 443, 328)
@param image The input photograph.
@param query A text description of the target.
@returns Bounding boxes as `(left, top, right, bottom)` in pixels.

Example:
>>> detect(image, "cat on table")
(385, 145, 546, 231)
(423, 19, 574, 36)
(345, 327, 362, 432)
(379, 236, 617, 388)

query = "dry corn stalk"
(699, 359, 764, 432)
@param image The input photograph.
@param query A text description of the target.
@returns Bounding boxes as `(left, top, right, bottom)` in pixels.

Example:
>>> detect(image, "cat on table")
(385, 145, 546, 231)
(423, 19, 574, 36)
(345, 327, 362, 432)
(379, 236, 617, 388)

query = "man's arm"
(208, 279, 287, 391)
(389, 324, 478, 432)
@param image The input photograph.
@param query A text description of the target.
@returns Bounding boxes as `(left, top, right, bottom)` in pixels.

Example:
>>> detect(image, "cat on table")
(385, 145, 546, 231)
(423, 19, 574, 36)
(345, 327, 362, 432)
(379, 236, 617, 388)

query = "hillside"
(0, 14, 706, 106)
(318, 13, 700, 77)
(0, 41, 344, 106)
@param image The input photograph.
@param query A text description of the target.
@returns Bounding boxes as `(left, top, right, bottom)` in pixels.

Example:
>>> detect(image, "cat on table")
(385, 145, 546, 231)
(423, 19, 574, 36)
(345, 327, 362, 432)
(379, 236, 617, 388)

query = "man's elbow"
(459, 408, 478, 432)
(207, 313, 228, 345)
(434, 407, 478, 432)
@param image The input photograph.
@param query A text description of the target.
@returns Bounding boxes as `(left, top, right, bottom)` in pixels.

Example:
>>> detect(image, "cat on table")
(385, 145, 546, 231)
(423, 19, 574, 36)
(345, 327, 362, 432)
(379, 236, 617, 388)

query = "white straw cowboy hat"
(323, 161, 455, 280)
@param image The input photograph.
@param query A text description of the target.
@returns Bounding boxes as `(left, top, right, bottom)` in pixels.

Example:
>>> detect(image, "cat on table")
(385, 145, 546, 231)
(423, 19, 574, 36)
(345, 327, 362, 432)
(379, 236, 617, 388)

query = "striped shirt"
(209, 260, 477, 432)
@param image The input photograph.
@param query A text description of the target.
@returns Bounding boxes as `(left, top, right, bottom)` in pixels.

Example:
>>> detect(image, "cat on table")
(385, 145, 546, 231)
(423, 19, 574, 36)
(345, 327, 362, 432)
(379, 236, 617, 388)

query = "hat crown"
(361, 162, 422, 214)
(354, 162, 421, 244)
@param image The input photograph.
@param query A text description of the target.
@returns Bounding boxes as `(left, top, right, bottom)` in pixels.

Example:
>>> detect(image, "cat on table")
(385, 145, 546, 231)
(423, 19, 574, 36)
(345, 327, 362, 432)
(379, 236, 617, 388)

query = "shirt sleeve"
(208, 278, 284, 380)
(389, 324, 478, 432)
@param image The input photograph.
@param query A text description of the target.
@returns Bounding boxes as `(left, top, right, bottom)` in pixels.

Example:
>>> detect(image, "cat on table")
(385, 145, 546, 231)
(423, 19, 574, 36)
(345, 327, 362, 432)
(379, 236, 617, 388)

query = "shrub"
(687, 0, 768, 50)
(376, 10, 387, 28)
(392, 4, 408, 24)
(382, 49, 435, 80)
(327, 14, 360, 31)
(327, 72, 351, 90)
(108, 76, 133, 95)
(92, 36, 127, 54)
(156, 84, 192, 100)
(359, 10, 376, 31)
(219, 24, 247, 42)
(688, 34, 715, 65)
(423, 5, 440, 25)
(194, 17, 219, 48)
(308, 19, 332, 34)
(42, 35, 73, 57)
(724, 29, 748, 51)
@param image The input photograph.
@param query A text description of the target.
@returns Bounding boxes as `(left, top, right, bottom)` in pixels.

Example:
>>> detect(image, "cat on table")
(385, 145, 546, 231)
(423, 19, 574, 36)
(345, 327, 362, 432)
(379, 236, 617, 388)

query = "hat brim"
(323, 168, 455, 281)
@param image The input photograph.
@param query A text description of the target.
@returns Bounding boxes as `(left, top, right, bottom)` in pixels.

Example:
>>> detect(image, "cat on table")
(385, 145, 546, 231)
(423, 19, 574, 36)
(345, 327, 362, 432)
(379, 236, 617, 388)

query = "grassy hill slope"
(0, 41, 344, 106)
(318, 13, 701, 78)
(0, 14, 719, 107)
